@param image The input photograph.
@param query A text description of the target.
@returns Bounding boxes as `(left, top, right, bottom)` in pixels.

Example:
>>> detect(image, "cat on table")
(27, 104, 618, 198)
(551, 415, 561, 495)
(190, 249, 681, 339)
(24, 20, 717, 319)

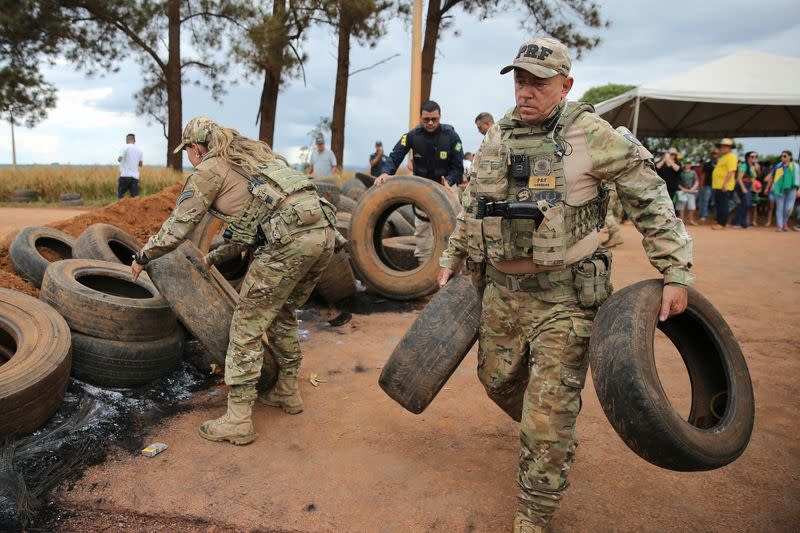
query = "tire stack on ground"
(11, 189, 39, 203)
(59, 193, 84, 207)
(0, 288, 71, 437)
(342, 179, 367, 201)
(9, 226, 76, 287)
(38, 251, 183, 388)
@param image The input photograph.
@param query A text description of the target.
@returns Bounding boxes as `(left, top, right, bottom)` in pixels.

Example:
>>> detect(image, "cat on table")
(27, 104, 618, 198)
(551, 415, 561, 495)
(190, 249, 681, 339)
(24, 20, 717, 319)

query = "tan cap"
(500, 38, 571, 78)
(173, 116, 218, 154)
(716, 138, 735, 147)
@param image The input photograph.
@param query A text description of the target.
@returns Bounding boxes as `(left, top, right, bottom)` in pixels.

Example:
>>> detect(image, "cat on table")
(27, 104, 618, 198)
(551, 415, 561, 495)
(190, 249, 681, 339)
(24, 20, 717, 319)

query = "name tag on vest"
(529, 175, 556, 189)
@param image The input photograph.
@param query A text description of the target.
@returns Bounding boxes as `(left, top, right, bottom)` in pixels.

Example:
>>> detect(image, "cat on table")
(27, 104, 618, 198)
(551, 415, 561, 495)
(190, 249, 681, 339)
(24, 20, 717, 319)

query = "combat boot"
(604, 231, 624, 248)
(198, 396, 257, 445)
(259, 368, 304, 414)
(512, 512, 547, 533)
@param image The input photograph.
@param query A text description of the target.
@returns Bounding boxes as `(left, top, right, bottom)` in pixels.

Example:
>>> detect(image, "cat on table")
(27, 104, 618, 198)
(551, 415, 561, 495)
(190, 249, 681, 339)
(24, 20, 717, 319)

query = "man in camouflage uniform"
(600, 184, 624, 247)
(437, 39, 693, 532)
(132, 117, 337, 445)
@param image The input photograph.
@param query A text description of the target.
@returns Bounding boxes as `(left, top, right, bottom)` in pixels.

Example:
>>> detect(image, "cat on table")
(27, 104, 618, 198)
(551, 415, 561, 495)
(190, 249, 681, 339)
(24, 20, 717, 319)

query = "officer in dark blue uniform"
(375, 100, 464, 261)
(375, 100, 465, 187)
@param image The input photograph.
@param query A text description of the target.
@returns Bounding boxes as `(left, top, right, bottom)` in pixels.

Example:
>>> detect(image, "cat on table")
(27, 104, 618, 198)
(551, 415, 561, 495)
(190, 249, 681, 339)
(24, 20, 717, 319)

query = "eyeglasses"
(421, 117, 440, 123)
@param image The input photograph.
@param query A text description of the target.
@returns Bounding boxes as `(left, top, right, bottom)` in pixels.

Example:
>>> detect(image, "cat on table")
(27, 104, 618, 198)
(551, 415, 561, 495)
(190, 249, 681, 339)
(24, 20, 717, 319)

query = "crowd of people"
(653, 140, 800, 231)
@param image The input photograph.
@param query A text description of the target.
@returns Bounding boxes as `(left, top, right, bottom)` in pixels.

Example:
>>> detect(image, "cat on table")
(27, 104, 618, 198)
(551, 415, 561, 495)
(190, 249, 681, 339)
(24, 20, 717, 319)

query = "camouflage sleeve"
(583, 117, 694, 286)
(205, 241, 248, 267)
(439, 179, 473, 270)
(140, 166, 222, 262)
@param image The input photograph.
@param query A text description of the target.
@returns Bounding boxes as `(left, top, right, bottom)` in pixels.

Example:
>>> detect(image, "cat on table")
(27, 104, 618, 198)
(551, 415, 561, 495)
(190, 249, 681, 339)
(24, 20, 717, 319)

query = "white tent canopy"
(594, 51, 800, 138)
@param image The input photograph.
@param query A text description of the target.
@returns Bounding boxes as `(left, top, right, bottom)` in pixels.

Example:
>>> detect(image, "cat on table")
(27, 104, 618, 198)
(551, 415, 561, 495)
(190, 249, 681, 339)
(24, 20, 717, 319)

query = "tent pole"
(632, 96, 641, 137)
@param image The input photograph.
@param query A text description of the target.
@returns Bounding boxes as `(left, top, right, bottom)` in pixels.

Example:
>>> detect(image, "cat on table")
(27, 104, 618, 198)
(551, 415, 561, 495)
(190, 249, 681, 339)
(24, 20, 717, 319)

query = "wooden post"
(632, 95, 641, 137)
(10, 113, 16, 168)
(409, 0, 422, 130)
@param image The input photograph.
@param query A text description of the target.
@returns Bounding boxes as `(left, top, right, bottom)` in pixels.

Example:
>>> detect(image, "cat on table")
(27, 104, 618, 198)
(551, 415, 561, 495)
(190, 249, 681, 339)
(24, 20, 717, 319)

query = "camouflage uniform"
(440, 40, 693, 527)
(138, 120, 336, 405)
(602, 184, 623, 245)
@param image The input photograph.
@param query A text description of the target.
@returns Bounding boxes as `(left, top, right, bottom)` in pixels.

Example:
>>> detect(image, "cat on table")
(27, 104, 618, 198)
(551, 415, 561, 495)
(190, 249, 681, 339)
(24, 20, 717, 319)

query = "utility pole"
(409, 0, 422, 130)
(10, 113, 17, 168)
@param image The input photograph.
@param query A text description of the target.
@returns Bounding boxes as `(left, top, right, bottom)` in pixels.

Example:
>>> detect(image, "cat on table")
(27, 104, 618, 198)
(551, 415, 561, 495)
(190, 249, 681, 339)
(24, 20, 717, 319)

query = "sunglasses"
(421, 117, 440, 123)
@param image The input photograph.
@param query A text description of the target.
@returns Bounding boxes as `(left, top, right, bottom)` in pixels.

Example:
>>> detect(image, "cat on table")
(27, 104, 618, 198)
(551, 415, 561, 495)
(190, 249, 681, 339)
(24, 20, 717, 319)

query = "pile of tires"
(0, 289, 71, 437)
(11, 189, 39, 203)
(9, 226, 75, 287)
(59, 193, 84, 206)
(39, 259, 183, 388)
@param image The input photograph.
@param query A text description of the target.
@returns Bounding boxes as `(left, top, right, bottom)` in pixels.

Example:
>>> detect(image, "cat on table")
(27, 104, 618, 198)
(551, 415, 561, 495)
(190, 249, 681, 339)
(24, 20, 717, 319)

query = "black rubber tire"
(71, 329, 184, 388)
(11, 189, 38, 203)
(387, 210, 415, 237)
(9, 226, 75, 287)
(40, 259, 177, 342)
(73, 223, 143, 266)
(397, 204, 415, 226)
(349, 176, 456, 300)
(355, 172, 375, 188)
(145, 242, 278, 387)
(379, 276, 480, 413)
(336, 195, 357, 214)
(343, 179, 366, 201)
(316, 250, 357, 304)
(60, 199, 84, 207)
(59, 193, 81, 201)
(381, 236, 418, 271)
(335, 212, 351, 240)
(0, 288, 71, 437)
(312, 180, 341, 205)
(589, 279, 755, 471)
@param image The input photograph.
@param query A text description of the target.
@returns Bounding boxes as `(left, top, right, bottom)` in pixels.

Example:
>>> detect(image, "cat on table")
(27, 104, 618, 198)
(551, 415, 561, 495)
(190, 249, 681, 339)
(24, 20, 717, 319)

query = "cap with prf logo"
(500, 38, 571, 78)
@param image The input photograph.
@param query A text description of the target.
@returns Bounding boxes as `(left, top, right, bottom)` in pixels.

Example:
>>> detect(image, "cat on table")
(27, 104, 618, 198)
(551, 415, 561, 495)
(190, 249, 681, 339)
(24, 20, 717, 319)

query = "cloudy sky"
(2, 0, 799, 168)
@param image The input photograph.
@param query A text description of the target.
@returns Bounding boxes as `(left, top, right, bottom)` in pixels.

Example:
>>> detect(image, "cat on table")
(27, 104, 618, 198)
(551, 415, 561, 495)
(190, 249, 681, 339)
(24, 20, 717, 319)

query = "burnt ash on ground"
(0, 343, 217, 533)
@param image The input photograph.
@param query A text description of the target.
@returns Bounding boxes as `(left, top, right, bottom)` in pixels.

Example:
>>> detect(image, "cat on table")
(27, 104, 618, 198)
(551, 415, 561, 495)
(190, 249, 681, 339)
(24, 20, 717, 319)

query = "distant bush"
(0, 166, 185, 205)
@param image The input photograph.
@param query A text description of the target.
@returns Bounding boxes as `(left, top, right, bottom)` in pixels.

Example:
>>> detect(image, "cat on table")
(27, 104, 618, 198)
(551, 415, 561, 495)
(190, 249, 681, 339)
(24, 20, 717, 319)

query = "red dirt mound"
(0, 184, 181, 298)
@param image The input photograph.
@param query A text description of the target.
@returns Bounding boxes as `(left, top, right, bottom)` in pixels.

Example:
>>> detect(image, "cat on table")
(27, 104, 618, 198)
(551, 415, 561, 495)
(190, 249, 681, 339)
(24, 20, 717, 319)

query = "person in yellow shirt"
(711, 138, 738, 229)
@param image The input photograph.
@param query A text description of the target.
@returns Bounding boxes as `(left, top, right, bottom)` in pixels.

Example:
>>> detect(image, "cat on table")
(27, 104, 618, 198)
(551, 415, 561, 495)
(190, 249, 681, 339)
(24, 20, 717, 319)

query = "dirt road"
(54, 223, 800, 532)
(0, 206, 88, 233)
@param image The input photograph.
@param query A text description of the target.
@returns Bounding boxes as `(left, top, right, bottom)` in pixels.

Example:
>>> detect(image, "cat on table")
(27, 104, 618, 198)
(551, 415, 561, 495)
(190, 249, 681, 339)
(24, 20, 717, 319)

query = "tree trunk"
(165, 0, 182, 170)
(331, 10, 351, 171)
(420, 0, 442, 103)
(258, 69, 281, 146)
(257, 0, 286, 146)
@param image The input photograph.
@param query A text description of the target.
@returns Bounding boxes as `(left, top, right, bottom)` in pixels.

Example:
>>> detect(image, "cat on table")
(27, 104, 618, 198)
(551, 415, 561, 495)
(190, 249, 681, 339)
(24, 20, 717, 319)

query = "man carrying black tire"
(436, 38, 694, 533)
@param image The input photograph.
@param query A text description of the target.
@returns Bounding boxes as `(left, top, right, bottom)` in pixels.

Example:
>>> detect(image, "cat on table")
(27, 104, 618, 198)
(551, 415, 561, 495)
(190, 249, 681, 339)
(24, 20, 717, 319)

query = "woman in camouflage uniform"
(132, 117, 337, 445)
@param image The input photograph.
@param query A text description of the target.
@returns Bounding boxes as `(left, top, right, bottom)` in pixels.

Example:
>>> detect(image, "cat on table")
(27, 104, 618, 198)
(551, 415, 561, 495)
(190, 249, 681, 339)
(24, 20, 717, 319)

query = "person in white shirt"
(117, 133, 144, 198)
(308, 136, 338, 177)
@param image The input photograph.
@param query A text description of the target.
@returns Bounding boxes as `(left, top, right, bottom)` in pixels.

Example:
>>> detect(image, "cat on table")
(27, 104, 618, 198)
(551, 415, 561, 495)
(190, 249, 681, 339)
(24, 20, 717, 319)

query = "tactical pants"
(413, 215, 434, 260)
(225, 226, 335, 402)
(477, 278, 595, 526)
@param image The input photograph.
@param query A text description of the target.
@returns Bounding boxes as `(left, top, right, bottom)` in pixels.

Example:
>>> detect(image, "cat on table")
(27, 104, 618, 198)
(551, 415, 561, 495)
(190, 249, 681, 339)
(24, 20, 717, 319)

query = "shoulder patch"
(616, 126, 643, 146)
(455, 142, 462, 152)
(177, 189, 195, 206)
(401, 134, 407, 147)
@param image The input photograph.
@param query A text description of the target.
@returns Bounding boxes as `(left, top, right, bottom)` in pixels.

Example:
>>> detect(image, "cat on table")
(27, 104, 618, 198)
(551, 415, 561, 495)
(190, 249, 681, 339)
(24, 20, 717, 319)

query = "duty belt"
(485, 264, 573, 292)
